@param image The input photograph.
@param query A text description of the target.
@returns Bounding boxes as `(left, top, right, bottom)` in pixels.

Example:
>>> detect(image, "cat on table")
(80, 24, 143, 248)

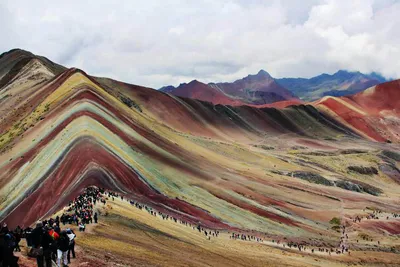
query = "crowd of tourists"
(3, 186, 400, 266)
(0, 186, 104, 267)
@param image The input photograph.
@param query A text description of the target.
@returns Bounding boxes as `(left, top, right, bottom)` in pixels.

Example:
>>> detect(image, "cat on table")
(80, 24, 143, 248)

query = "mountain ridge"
(277, 69, 388, 100)
(161, 69, 390, 104)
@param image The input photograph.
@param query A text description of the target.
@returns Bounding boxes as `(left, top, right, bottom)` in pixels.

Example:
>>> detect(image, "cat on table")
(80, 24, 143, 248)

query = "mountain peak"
(335, 70, 350, 74)
(368, 72, 387, 83)
(334, 69, 354, 76)
(188, 79, 202, 85)
(0, 48, 34, 60)
(257, 69, 270, 76)
(251, 69, 272, 79)
(159, 85, 176, 93)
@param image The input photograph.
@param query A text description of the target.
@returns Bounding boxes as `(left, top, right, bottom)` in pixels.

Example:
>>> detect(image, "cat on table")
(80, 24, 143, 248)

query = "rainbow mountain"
(1, 49, 400, 266)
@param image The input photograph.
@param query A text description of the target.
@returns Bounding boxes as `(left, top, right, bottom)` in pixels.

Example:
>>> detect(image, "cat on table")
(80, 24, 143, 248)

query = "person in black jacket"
(13, 226, 22, 252)
(1, 223, 19, 267)
(31, 221, 53, 267)
(57, 231, 69, 267)
(25, 227, 33, 247)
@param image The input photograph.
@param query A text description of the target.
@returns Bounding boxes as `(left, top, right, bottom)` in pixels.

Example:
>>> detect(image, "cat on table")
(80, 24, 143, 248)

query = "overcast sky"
(1, 0, 399, 88)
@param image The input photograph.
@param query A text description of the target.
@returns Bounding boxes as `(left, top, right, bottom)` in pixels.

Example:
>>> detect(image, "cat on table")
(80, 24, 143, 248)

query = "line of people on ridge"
(126, 189, 351, 256)
(107, 189, 351, 253)
(5, 185, 399, 266)
(353, 209, 400, 223)
(127, 195, 222, 241)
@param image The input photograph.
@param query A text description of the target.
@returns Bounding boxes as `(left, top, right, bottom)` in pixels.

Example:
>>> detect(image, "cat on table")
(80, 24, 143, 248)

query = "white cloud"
(1, 0, 399, 88)
(169, 27, 185, 35)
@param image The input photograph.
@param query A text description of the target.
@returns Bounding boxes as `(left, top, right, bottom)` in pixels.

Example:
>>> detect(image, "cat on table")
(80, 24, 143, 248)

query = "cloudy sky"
(1, 0, 399, 88)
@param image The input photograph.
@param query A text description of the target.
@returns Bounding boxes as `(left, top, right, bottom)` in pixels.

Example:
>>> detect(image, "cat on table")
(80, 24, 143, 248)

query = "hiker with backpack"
(31, 221, 53, 267)
(57, 230, 70, 267)
(48, 225, 60, 263)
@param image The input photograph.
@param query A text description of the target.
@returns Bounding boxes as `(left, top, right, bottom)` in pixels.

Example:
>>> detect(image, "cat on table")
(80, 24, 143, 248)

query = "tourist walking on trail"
(31, 221, 52, 267)
(66, 229, 76, 264)
(25, 227, 33, 247)
(57, 230, 70, 267)
(78, 222, 85, 232)
(49, 226, 59, 263)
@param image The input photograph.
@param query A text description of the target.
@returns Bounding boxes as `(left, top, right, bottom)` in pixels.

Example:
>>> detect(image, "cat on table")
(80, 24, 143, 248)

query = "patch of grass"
(335, 180, 382, 196)
(358, 233, 372, 241)
(119, 95, 142, 112)
(329, 217, 341, 225)
(253, 145, 274, 150)
(347, 166, 378, 175)
(1, 94, 11, 100)
(381, 150, 400, 162)
(288, 171, 333, 186)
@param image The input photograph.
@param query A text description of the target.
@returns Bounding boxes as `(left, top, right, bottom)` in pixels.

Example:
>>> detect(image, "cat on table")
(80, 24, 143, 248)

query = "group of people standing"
(30, 221, 76, 267)
(0, 186, 104, 267)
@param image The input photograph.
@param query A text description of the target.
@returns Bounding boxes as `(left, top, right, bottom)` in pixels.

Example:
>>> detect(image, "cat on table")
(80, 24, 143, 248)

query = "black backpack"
(5, 233, 16, 248)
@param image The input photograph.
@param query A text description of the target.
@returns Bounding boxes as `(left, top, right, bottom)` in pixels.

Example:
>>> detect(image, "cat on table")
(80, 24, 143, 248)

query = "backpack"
(67, 233, 75, 246)
(5, 233, 16, 248)
(49, 229, 59, 240)
(58, 235, 69, 251)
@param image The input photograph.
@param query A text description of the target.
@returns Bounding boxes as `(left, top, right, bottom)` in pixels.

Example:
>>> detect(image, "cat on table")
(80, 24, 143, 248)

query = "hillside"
(1, 49, 400, 266)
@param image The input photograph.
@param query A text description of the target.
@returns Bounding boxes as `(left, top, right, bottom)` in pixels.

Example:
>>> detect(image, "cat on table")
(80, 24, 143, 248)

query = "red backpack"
(48, 229, 60, 240)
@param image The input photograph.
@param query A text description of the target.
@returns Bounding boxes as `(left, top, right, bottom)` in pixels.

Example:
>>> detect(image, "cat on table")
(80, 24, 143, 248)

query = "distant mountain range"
(277, 70, 388, 101)
(160, 70, 298, 105)
(160, 69, 389, 104)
